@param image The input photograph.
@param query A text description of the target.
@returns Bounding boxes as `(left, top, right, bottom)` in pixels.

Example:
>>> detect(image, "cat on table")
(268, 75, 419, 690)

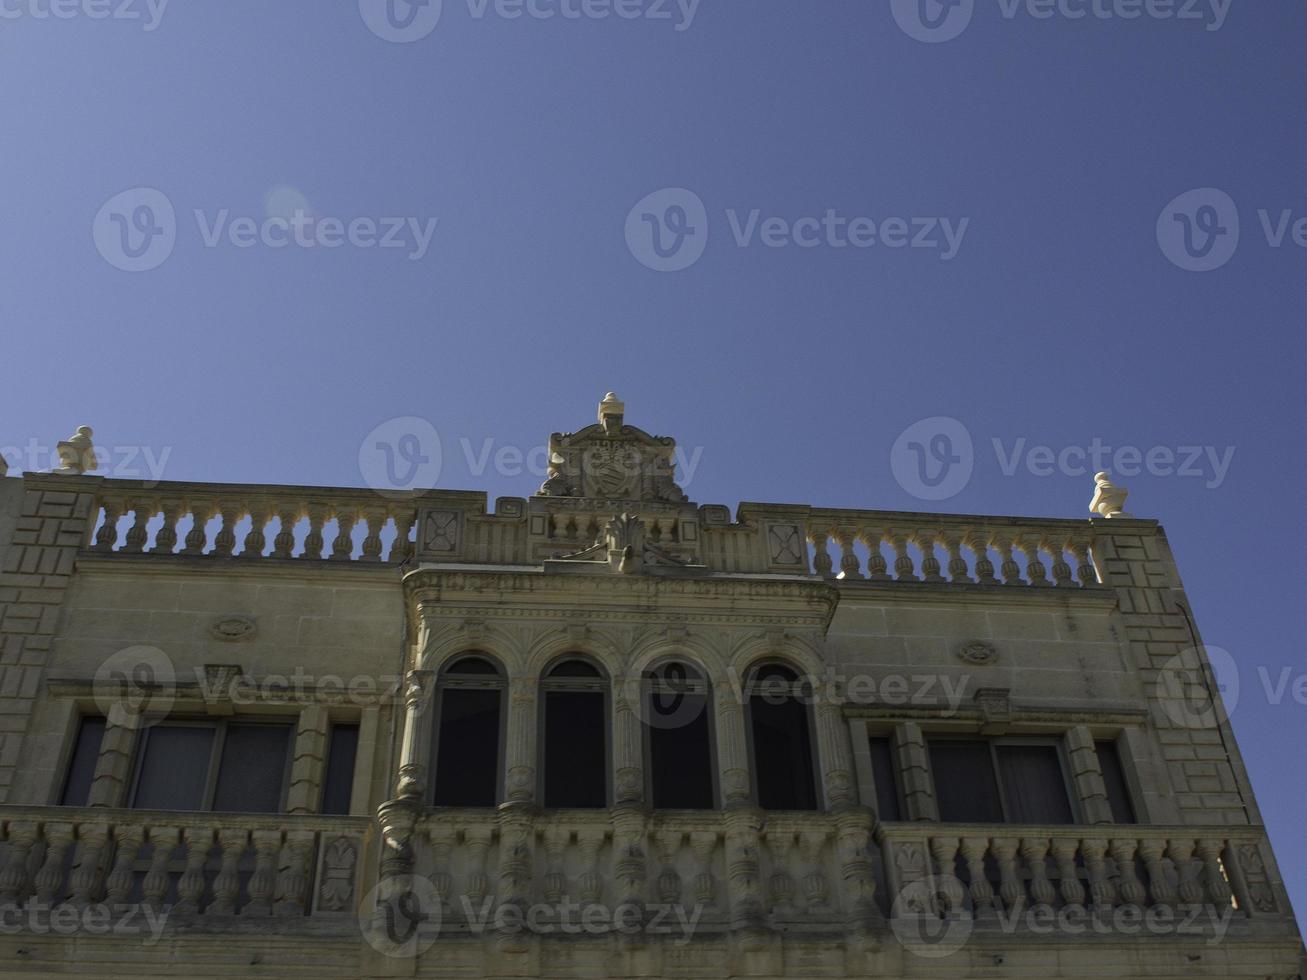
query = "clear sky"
(2, 0, 1304, 919)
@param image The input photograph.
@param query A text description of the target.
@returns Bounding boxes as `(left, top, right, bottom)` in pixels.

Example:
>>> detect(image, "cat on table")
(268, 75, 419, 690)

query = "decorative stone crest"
(957, 641, 997, 666)
(537, 393, 688, 503)
(1089, 471, 1133, 519)
(209, 615, 257, 642)
(551, 512, 704, 576)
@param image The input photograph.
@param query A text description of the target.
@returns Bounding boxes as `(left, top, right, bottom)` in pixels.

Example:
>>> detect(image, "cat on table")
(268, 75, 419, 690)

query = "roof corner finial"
(1089, 471, 1133, 519)
(53, 426, 97, 476)
(598, 391, 625, 434)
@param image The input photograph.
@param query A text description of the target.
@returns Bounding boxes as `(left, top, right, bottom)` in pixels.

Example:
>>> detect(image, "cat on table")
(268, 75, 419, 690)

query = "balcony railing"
(0, 806, 369, 923)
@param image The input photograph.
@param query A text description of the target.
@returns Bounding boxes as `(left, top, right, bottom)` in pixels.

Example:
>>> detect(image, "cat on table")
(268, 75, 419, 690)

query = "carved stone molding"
(209, 615, 256, 642)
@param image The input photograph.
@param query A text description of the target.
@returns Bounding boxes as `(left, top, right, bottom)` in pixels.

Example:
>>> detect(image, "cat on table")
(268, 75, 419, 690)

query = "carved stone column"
(893, 722, 939, 821)
(394, 669, 435, 804)
(88, 703, 142, 808)
(815, 702, 855, 810)
(714, 680, 751, 806)
(285, 705, 329, 814)
(504, 676, 538, 805)
(613, 678, 644, 805)
(1063, 726, 1113, 825)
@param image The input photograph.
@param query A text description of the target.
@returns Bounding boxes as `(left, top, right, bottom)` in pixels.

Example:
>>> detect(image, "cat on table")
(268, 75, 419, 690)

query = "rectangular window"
(60, 716, 106, 806)
(433, 689, 501, 807)
(543, 690, 607, 808)
(1096, 739, 1137, 824)
(867, 736, 902, 822)
(130, 720, 292, 813)
(321, 723, 360, 815)
(929, 737, 1076, 824)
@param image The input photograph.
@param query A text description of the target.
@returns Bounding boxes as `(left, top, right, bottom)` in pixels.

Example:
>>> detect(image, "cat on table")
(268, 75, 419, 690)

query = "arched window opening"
(542, 657, 609, 808)
(746, 662, 819, 811)
(644, 661, 716, 809)
(431, 654, 505, 807)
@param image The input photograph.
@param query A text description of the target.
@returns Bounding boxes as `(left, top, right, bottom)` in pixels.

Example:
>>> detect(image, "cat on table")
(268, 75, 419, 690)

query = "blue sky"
(2, 0, 1304, 918)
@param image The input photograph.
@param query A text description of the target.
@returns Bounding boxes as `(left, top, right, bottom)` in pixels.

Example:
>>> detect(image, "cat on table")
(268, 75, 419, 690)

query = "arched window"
(745, 662, 819, 811)
(431, 655, 505, 807)
(643, 661, 716, 809)
(541, 657, 609, 808)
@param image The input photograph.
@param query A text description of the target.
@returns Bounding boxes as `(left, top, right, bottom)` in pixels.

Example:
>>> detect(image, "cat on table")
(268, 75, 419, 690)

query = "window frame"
(428, 653, 508, 808)
(127, 716, 296, 813)
(866, 732, 905, 822)
(319, 718, 362, 816)
(742, 660, 822, 812)
(641, 658, 719, 810)
(929, 734, 1082, 825)
(537, 655, 612, 809)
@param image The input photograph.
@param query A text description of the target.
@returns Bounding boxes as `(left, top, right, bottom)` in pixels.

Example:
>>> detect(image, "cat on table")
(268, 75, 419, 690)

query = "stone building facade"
(0, 396, 1300, 978)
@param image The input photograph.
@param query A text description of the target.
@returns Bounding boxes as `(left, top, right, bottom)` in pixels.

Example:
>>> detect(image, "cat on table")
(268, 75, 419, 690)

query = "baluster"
(0, 823, 40, 906)
(300, 504, 327, 560)
(959, 838, 995, 917)
(181, 501, 213, 556)
(241, 504, 270, 558)
(654, 829, 683, 906)
(888, 533, 918, 582)
(104, 825, 145, 906)
(388, 506, 415, 562)
(967, 532, 997, 585)
(34, 823, 75, 905)
(1110, 838, 1146, 909)
(835, 531, 861, 580)
(427, 825, 457, 913)
(272, 504, 301, 558)
(835, 810, 879, 931)
(990, 838, 1026, 911)
(1021, 838, 1056, 911)
(1080, 839, 1116, 912)
(360, 508, 387, 563)
(1049, 536, 1075, 587)
(809, 530, 834, 579)
(174, 827, 212, 913)
(242, 831, 281, 915)
(273, 831, 316, 916)
(798, 830, 830, 911)
(930, 837, 966, 916)
(1138, 839, 1175, 908)
(1195, 839, 1232, 908)
(1070, 540, 1097, 587)
(151, 500, 182, 554)
(464, 827, 493, 907)
(766, 830, 796, 913)
(209, 829, 249, 915)
(994, 536, 1023, 586)
(141, 826, 179, 912)
(914, 531, 943, 582)
(67, 824, 110, 909)
(123, 499, 155, 553)
(541, 826, 570, 906)
(859, 528, 890, 581)
(212, 504, 241, 558)
(576, 829, 605, 906)
(330, 506, 357, 561)
(689, 831, 718, 910)
(1016, 536, 1048, 586)
(1050, 838, 1085, 907)
(94, 500, 123, 553)
(1167, 839, 1204, 906)
(724, 810, 765, 929)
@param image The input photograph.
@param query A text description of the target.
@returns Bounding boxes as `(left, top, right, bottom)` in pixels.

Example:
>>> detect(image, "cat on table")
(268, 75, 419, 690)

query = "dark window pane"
(750, 695, 817, 811)
(60, 716, 106, 806)
(447, 657, 499, 676)
(433, 689, 501, 807)
(648, 692, 714, 809)
(133, 726, 214, 811)
(544, 690, 606, 808)
(996, 745, 1075, 824)
(930, 741, 1004, 823)
(1096, 740, 1137, 824)
(212, 724, 291, 813)
(321, 724, 360, 815)
(868, 737, 902, 822)
(548, 659, 602, 678)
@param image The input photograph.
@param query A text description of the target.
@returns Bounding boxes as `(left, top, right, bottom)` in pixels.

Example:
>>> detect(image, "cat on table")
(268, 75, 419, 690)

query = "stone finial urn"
(1089, 471, 1132, 519)
(53, 426, 97, 476)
